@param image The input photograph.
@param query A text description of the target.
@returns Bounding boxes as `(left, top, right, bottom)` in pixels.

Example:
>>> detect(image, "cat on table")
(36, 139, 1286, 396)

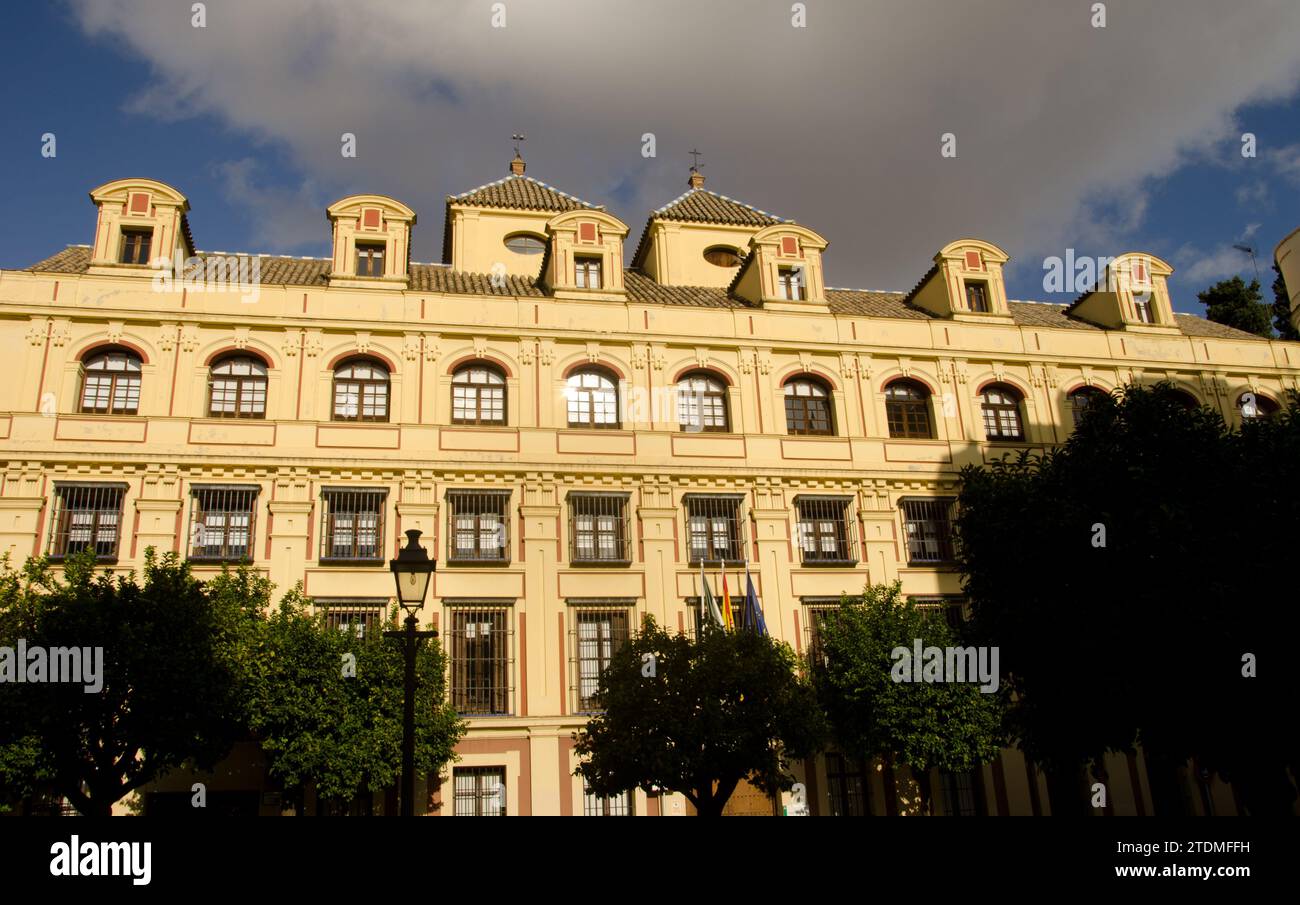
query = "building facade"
(3, 159, 1297, 816)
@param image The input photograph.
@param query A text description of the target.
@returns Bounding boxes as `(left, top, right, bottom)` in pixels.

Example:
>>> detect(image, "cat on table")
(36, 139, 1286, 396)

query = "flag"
(744, 561, 768, 637)
(700, 559, 724, 628)
(721, 568, 733, 630)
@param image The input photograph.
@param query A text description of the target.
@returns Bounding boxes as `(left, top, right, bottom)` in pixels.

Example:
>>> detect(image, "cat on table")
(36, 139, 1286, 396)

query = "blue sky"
(3, 1, 1299, 317)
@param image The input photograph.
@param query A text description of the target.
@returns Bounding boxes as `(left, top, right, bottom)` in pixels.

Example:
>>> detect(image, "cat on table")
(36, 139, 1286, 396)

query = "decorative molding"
(179, 323, 200, 353)
(991, 360, 1005, 382)
(158, 323, 178, 353)
(953, 358, 969, 384)
(538, 342, 555, 366)
(26, 318, 49, 347)
(694, 346, 709, 371)
(631, 344, 647, 371)
(303, 330, 324, 358)
(756, 351, 772, 375)
(649, 344, 666, 371)
(50, 319, 71, 348)
(839, 353, 858, 379)
(897, 356, 912, 378)
(106, 321, 124, 346)
(403, 333, 422, 362)
(1080, 365, 1095, 387)
(738, 347, 754, 374)
(355, 331, 372, 355)
(233, 327, 250, 351)
(585, 341, 601, 365)
(282, 329, 302, 357)
(473, 336, 488, 360)
(519, 340, 536, 366)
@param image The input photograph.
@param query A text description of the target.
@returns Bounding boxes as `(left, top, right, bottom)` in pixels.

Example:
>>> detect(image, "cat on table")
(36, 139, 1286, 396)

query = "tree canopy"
(574, 616, 825, 816)
(1197, 275, 1273, 338)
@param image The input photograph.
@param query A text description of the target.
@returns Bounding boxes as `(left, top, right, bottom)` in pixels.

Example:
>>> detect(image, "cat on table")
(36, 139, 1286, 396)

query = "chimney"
(688, 168, 705, 189)
(510, 154, 526, 176)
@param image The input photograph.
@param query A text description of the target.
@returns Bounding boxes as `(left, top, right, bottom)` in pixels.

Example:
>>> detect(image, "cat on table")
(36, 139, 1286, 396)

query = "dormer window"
(1133, 295, 1156, 324)
(119, 228, 153, 265)
(355, 242, 385, 278)
(965, 281, 990, 313)
(778, 266, 805, 301)
(575, 256, 602, 290)
(504, 233, 546, 255)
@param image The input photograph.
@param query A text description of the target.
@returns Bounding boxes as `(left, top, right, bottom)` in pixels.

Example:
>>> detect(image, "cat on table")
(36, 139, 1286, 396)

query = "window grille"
(446, 602, 514, 716)
(188, 485, 258, 561)
(316, 598, 388, 639)
(784, 379, 833, 435)
(568, 602, 633, 713)
(208, 356, 267, 418)
(49, 483, 127, 560)
(826, 753, 871, 816)
(79, 350, 142, 415)
(451, 365, 506, 425)
(453, 767, 506, 816)
(568, 493, 631, 564)
(332, 360, 389, 422)
(794, 496, 857, 564)
(566, 369, 620, 428)
(446, 490, 511, 563)
(687, 595, 745, 638)
(940, 770, 980, 817)
(583, 781, 634, 816)
(900, 498, 956, 564)
(677, 373, 730, 432)
(884, 380, 933, 439)
(684, 494, 747, 565)
(801, 600, 841, 666)
(319, 488, 387, 562)
(980, 386, 1024, 440)
(910, 596, 970, 631)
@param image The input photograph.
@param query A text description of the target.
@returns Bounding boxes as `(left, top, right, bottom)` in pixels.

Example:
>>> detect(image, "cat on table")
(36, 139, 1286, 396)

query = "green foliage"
(245, 592, 465, 805)
(811, 581, 1002, 814)
(574, 617, 825, 816)
(955, 382, 1300, 814)
(1197, 275, 1273, 338)
(0, 550, 255, 816)
(1272, 263, 1298, 340)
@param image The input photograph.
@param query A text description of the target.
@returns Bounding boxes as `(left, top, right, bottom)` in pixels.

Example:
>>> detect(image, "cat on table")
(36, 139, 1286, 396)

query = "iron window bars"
(188, 484, 259, 561)
(49, 482, 128, 560)
(684, 493, 747, 565)
(583, 781, 634, 816)
(79, 350, 142, 415)
(315, 597, 388, 639)
(319, 488, 387, 563)
(446, 602, 515, 716)
(568, 492, 631, 564)
(794, 495, 857, 565)
(207, 356, 268, 418)
(568, 601, 633, 714)
(801, 600, 841, 667)
(900, 498, 957, 564)
(825, 753, 872, 817)
(453, 766, 507, 816)
(446, 490, 511, 563)
(910, 596, 970, 631)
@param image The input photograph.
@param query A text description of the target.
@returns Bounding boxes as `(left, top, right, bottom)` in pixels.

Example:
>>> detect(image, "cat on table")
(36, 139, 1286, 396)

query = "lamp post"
(386, 528, 437, 816)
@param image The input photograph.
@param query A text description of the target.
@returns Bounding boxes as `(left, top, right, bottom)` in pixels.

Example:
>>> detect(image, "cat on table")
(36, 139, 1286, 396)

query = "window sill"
(798, 558, 859, 568)
(49, 555, 119, 564)
(568, 558, 633, 568)
(188, 556, 255, 565)
(445, 556, 512, 567)
(318, 558, 385, 567)
(688, 558, 748, 568)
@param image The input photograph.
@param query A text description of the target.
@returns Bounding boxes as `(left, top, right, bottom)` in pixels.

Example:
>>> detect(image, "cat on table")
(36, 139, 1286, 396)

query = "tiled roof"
(14, 245, 1276, 341)
(652, 188, 786, 226)
(447, 175, 600, 213)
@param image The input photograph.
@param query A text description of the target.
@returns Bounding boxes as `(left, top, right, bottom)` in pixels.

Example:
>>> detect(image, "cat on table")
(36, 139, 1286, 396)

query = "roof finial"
(688, 149, 705, 189)
(511, 133, 527, 175)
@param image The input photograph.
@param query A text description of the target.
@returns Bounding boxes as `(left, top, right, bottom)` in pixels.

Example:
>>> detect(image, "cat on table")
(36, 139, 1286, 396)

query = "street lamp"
(386, 529, 437, 816)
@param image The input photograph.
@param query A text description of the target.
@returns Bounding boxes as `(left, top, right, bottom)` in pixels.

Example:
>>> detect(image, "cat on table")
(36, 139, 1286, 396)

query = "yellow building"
(3, 157, 1297, 816)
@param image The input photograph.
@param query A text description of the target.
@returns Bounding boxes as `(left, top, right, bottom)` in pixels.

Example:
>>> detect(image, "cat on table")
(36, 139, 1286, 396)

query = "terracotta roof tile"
(826, 289, 933, 320)
(447, 175, 600, 213)
(1172, 312, 1265, 340)
(623, 270, 750, 308)
(651, 188, 786, 227)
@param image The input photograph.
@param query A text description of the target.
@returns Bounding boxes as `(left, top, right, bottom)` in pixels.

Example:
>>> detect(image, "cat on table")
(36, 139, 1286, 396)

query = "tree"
(811, 582, 1003, 815)
(574, 616, 825, 816)
(954, 383, 1299, 815)
(1196, 275, 1273, 338)
(1272, 263, 1298, 340)
(0, 551, 256, 816)
(244, 589, 465, 812)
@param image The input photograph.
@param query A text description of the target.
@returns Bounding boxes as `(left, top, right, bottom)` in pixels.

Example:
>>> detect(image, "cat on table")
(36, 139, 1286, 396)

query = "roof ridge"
(653, 187, 790, 223)
(448, 173, 601, 209)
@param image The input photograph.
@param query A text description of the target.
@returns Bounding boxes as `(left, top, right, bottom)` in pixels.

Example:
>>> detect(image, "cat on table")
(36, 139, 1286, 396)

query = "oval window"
(504, 233, 546, 255)
(703, 246, 742, 268)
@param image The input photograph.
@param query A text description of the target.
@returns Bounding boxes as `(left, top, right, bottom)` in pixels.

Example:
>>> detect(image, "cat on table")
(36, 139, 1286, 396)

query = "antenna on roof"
(1232, 243, 1260, 283)
(510, 133, 527, 175)
(688, 148, 705, 189)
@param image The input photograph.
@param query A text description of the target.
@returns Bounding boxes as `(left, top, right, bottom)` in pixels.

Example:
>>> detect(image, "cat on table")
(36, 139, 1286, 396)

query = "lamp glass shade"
(395, 568, 432, 611)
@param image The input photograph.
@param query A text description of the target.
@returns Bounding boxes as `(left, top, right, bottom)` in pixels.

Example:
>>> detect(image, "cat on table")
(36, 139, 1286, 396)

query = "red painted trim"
(446, 354, 513, 379)
(203, 346, 272, 368)
(518, 612, 528, 717)
(264, 511, 274, 560)
(975, 377, 1030, 397)
(326, 349, 398, 372)
(168, 343, 181, 416)
(753, 368, 764, 433)
(303, 292, 308, 313)
(294, 333, 305, 420)
(418, 337, 425, 423)
(776, 365, 840, 391)
(181, 287, 187, 308)
(78, 339, 151, 365)
(31, 476, 49, 558)
(52, 281, 59, 301)
(879, 373, 939, 395)
(33, 321, 52, 411)
(560, 359, 625, 380)
(670, 365, 732, 386)
(557, 611, 566, 716)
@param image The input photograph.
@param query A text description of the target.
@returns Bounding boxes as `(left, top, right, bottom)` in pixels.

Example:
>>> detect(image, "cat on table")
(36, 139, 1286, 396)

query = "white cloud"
(1180, 245, 1257, 284)
(70, 0, 1300, 290)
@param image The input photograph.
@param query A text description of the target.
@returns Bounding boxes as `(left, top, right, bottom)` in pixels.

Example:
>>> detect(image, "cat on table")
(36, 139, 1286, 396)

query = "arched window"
(1068, 386, 1106, 429)
(79, 349, 142, 415)
(980, 384, 1024, 440)
(677, 372, 730, 432)
(208, 355, 268, 419)
(884, 379, 933, 439)
(503, 233, 546, 255)
(452, 363, 506, 425)
(703, 246, 742, 268)
(566, 368, 620, 429)
(784, 377, 834, 436)
(333, 358, 390, 422)
(1238, 392, 1279, 421)
(1170, 389, 1200, 411)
